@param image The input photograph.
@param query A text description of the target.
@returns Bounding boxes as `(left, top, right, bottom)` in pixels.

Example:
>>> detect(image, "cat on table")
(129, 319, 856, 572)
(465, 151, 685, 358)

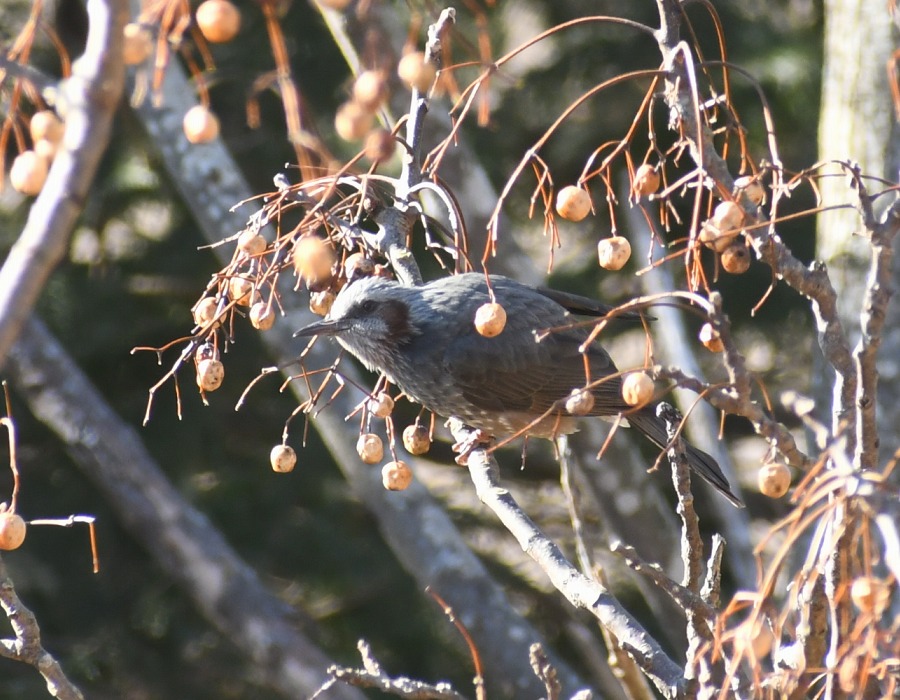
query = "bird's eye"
(360, 300, 377, 314)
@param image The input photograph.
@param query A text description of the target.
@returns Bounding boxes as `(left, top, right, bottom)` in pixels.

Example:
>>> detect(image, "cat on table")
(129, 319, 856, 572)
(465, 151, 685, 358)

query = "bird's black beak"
(293, 318, 351, 338)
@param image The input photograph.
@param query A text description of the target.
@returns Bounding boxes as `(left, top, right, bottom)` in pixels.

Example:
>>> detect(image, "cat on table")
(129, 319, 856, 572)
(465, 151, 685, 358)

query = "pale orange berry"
(196, 0, 241, 43)
(397, 52, 436, 92)
(734, 176, 765, 205)
(712, 200, 744, 232)
(197, 359, 225, 392)
(193, 297, 220, 329)
(364, 129, 396, 163)
(30, 110, 64, 145)
(309, 290, 335, 316)
(565, 388, 595, 415)
(293, 236, 336, 287)
(270, 444, 297, 473)
(474, 302, 507, 337)
(849, 576, 891, 614)
(721, 242, 750, 274)
(555, 185, 591, 221)
(0, 512, 26, 550)
(622, 372, 653, 407)
(334, 101, 374, 142)
(183, 105, 220, 144)
(597, 236, 631, 271)
(402, 424, 431, 455)
(249, 302, 275, 330)
(632, 164, 660, 197)
(238, 230, 266, 256)
(367, 392, 394, 418)
(228, 275, 255, 306)
(353, 70, 388, 111)
(9, 151, 49, 196)
(356, 433, 384, 464)
(382, 460, 413, 491)
(698, 221, 739, 253)
(758, 462, 790, 498)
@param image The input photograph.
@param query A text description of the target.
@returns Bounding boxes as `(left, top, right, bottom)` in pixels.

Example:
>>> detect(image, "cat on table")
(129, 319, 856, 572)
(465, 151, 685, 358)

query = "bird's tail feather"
(628, 410, 744, 508)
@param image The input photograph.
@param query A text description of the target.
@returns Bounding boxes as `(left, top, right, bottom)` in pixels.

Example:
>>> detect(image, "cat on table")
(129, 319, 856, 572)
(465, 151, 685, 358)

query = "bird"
(294, 272, 742, 507)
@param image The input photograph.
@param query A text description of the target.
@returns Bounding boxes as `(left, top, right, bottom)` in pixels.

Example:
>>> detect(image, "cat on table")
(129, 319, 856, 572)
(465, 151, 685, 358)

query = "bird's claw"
(448, 423, 493, 465)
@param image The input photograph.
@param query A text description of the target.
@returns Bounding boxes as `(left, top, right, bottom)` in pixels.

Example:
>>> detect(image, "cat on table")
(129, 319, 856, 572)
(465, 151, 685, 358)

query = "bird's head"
(293, 276, 418, 373)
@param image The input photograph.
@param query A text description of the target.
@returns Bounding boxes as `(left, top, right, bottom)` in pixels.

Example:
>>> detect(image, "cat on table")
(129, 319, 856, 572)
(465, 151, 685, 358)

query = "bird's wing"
(444, 327, 628, 416)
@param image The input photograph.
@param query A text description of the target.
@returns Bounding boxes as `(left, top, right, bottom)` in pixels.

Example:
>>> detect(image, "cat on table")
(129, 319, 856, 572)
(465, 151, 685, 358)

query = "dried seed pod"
(238, 230, 266, 256)
(565, 388, 595, 415)
(382, 460, 413, 491)
(123, 22, 153, 65)
(622, 372, 653, 407)
(721, 241, 750, 274)
(474, 302, 507, 337)
(196, 358, 225, 392)
(196, 0, 241, 43)
(183, 105, 220, 144)
(270, 444, 297, 473)
(402, 424, 431, 455)
(0, 512, 26, 550)
(249, 302, 275, 330)
(356, 433, 384, 464)
(555, 185, 591, 222)
(293, 235, 336, 288)
(758, 462, 790, 498)
(597, 236, 632, 270)
(344, 252, 376, 280)
(699, 323, 724, 352)
(367, 392, 394, 418)
(9, 151, 49, 196)
(193, 297, 220, 329)
(397, 52, 436, 92)
(632, 164, 660, 197)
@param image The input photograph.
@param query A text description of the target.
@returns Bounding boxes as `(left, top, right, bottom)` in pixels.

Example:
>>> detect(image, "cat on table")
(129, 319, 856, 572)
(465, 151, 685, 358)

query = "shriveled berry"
(698, 221, 739, 253)
(632, 164, 660, 197)
(397, 52, 436, 92)
(309, 290, 335, 316)
(721, 241, 750, 274)
(474, 302, 506, 337)
(193, 297, 221, 329)
(270, 444, 297, 473)
(758, 462, 790, 498)
(196, 358, 225, 392)
(0, 512, 26, 550)
(249, 301, 275, 330)
(356, 433, 384, 464)
(622, 372, 653, 407)
(343, 252, 376, 281)
(597, 236, 631, 271)
(9, 151, 49, 196)
(367, 392, 394, 418)
(382, 460, 413, 491)
(196, 0, 241, 43)
(183, 105, 220, 144)
(123, 22, 154, 65)
(699, 323, 724, 352)
(565, 388, 595, 415)
(238, 230, 266, 256)
(555, 185, 591, 222)
(734, 176, 765, 205)
(228, 275, 256, 306)
(402, 424, 431, 455)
